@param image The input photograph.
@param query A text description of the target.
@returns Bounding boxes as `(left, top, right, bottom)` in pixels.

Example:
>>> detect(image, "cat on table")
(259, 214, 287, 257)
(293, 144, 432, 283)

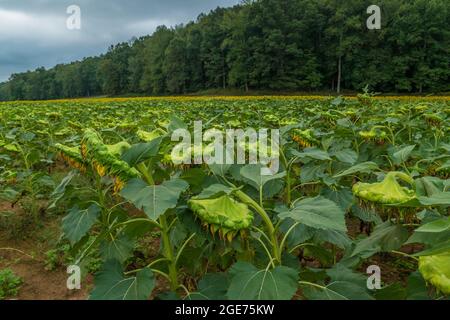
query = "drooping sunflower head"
(137, 129, 166, 142)
(81, 129, 140, 192)
(419, 254, 450, 295)
(280, 118, 298, 126)
(358, 128, 388, 144)
(55, 143, 87, 173)
(226, 119, 241, 128)
(352, 172, 418, 221)
(414, 105, 429, 113)
(291, 129, 318, 148)
(188, 195, 254, 242)
(352, 172, 416, 206)
(81, 129, 103, 160)
(424, 113, 443, 127)
(344, 110, 358, 121)
(263, 114, 279, 125)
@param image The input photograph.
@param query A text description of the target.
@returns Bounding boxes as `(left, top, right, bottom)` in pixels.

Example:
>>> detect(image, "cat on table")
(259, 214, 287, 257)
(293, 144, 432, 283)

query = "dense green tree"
(0, 0, 448, 101)
(140, 26, 174, 94)
(164, 31, 189, 94)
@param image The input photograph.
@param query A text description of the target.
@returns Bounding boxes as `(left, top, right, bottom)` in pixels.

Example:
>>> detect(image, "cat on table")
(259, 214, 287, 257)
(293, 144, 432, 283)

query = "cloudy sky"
(0, 0, 240, 82)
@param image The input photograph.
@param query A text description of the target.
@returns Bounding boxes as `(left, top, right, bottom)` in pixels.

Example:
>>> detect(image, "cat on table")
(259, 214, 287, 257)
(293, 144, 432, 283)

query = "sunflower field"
(0, 95, 449, 300)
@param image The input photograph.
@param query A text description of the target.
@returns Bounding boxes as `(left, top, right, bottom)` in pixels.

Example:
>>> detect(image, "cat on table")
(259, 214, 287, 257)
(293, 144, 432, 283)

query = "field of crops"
(0, 96, 449, 300)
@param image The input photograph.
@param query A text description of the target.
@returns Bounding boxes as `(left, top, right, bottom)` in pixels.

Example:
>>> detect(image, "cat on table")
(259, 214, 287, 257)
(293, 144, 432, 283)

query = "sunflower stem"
(234, 190, 281, 266)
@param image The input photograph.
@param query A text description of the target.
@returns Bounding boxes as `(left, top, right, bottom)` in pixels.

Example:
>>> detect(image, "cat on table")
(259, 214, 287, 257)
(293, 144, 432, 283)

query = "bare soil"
(0, 201, 90, 300)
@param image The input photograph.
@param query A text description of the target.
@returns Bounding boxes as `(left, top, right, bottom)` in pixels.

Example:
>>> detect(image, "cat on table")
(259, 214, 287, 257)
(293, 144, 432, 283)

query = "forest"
(0, 0, 449, 101)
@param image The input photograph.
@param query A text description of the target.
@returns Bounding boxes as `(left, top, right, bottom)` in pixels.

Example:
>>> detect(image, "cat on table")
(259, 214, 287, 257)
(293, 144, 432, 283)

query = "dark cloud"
(0, 0, 240, 81)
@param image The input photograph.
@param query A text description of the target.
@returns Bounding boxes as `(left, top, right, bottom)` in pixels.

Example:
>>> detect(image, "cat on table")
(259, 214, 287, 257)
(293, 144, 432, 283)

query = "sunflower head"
(419, 254, 450, 295)
(424, 113, 443, 127)
(137, 129, 165, 142)
(358, 128, 388, 144)
(55, 143, 87, 173)
(291, 129, 318, 148)
(188, 195, 254, 242)
(81, 129, 140, 192)
(352, 172, 416, 206)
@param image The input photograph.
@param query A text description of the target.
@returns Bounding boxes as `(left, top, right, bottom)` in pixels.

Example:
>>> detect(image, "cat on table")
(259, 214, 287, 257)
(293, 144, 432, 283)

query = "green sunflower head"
(419, 254, 450, 295)
(55, 143, 87, 172)
(358, 128, 388, 144)
(291, 129, 318, 148)
(80, 129, 140, 192)
(137, 129, 166, 142)
(424, 113, 444, 127)
(188, 195, 254, 241)
(352, 172, 416, 206)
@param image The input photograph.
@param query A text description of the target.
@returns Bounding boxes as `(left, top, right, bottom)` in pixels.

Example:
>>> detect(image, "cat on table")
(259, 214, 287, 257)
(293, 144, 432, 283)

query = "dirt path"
(0, 201, 90, 300)
(0, 248, 90, 300)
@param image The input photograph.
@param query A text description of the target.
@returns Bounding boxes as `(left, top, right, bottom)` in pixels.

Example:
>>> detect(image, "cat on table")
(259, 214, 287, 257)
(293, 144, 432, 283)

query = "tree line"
(0, 0, 448, 101)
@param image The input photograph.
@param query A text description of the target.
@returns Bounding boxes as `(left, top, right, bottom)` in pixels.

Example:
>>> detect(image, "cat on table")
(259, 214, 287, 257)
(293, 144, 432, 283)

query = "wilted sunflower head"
(352, 172, 418, 222)
(291, 129, 318, 148)
(137, 128, 166, 142)
(358, 128, 388, 144)
(263, 114, 279, 125)
(352, 172, 416, 206)
(188, 195, 254, 242)
(414, 105, 429, 113)
(419, 254, 450, 295)
(55, 143, 87, 173)
(80, 129, 140, 192)
(424, 113, 443, 127)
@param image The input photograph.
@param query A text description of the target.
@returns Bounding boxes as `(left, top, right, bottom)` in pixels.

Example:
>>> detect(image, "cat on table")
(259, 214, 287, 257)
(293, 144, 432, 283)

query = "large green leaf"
(418, 192, 450, 206)
(322, 187, 353, 212)
(333, 149, 358, 164)
(392, 145, 415, 164)
(413, 239, 450, 257)
(279, 196, 347, 232)
(240, 164, 286, 190)
(303, 265, 374, 300)
(227, 262, 298, 300)
(292, 148, 331, 161)
(90, 260, 155, 300)
(406, 271, 430, 300)
(415, 218, 450, 233)
(333, 162, 379, 178)
(121, 178, 189, 221)
(208, 163, 231, 177)
(186, 273, 229, 300)
(415, 176, 446, 197)
(168, 115, 188, 133)
(99, 235, 134, 263)
(121, 137, 162, 166)
(313, 229, 352, 249)
(280, 219, 314, 248)
(351, 222, 409, 258)
(407, 228, 450, 247)
(196, 184, 232, 199)
(300, 163, 327, 183)
(62, 204, 101, 245)
(48, 170, 77, 209)
(302, 281, 373, 300)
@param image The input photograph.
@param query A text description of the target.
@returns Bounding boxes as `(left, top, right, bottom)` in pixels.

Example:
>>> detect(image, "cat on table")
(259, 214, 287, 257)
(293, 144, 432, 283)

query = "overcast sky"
(0, 0, 240, 82)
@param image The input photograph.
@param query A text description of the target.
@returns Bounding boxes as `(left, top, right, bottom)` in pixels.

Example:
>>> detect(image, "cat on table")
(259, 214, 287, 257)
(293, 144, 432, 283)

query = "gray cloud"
(0, 0, 240, 81)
